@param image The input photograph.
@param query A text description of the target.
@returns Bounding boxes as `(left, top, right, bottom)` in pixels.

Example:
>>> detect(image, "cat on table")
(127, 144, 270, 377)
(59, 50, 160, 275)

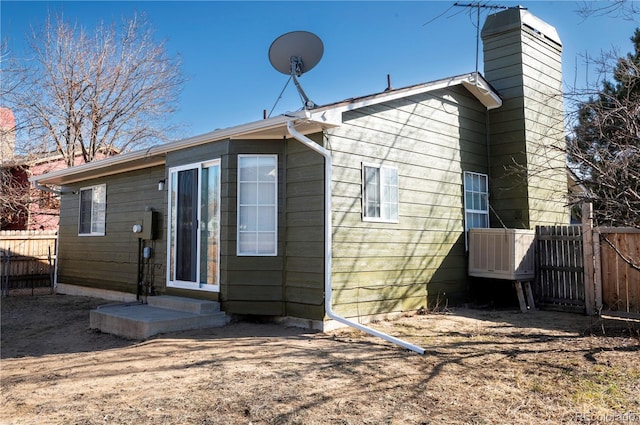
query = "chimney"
(0, 108, 16, 165)
(482, 8, 568, 228)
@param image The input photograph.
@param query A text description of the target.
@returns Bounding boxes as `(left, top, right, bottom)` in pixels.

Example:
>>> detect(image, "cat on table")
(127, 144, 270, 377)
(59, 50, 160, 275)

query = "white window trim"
(362, 162, 399, 223)
(78, 184, 106, 236)
(463, 171, 489, 249)
(463, 171, 489, 230)
(237, 154, 278, 256)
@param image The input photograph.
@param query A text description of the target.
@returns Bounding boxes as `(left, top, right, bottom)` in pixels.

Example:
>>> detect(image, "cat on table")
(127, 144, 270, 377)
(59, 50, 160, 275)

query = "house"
(1, 108, 120, 230)
(31, 8, 568, 330)
(0, 148, 117, 231)
(0, 107, 28, 230)
(1, 151, 66, 231)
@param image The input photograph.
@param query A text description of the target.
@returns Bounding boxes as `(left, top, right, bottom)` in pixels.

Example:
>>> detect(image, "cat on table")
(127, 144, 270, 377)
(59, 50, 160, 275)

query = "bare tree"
(0, 41, 28, 111)
(1, 12, 183, 229)
(1, 40, 29, 229)
(493, 18, 640, 232)
(0, 166, 29, 229)
(6, 12, 184, 167)
(576, 0, 640, 20)
(564, 29, 640, 228)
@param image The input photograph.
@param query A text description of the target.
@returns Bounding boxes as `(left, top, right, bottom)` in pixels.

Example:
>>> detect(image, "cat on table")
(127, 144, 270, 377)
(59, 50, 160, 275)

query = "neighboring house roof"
(567, 167, 593, 199)
(26, 146, 121, 167)
(3, 146, 120, 169)
(31, 72, 501, 187)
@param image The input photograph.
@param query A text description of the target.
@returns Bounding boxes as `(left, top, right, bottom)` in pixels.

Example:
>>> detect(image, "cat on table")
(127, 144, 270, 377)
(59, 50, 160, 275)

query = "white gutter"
(307, 73, 501, 119)
(30, 113, 306, 186)
(286, 120, 425, 355)
(32, 179, 63, 195)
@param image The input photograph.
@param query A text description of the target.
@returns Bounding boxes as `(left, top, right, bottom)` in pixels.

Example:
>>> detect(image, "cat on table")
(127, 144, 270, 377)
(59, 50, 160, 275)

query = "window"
(362, 164, 399, 222)
(464, 171, 489, 231)
(78, 184, 106, 235)
(237, 155, 277, 256)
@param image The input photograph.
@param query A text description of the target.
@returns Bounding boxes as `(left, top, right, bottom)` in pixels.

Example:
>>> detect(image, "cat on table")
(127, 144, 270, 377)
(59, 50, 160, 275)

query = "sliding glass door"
(167, 160, 220, 291)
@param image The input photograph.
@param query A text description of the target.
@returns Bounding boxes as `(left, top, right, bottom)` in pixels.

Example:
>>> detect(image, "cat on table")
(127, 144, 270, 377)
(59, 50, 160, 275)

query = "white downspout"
(286, 120, 425, 355)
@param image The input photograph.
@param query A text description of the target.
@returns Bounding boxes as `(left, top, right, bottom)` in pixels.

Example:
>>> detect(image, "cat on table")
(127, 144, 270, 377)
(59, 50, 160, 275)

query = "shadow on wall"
(329, 85, 491, 318)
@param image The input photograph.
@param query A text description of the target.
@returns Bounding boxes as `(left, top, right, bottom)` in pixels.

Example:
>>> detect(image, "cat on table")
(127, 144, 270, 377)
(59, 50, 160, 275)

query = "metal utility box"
(141, 210, 157, 240)
(468, 228, 536, 280)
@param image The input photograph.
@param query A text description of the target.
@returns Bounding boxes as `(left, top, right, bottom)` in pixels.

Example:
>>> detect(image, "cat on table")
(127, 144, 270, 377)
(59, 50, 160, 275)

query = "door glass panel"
(200, 164, 220, 286)
(175, 168, 198, 282)
(169, 161, 221, 290)
(169, 177, 177, 281)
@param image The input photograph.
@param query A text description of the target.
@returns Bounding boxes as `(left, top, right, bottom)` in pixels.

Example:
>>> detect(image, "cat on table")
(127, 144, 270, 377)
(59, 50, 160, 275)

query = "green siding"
(166, 139, 289, 315)
(283, 138, 325, 320)
(221, 141, 286, 316)
(327, 86, 489, 317)
(169, 139, 287, 316)
(57, 166, 167, 295)
(165, 139, 230, 166)
(54, 10, 569, 325)
(483, 11, 568, 228)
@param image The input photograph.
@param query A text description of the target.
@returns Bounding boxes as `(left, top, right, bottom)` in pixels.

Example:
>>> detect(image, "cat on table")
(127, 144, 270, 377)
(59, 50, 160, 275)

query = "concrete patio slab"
(90, 296, 228, 339)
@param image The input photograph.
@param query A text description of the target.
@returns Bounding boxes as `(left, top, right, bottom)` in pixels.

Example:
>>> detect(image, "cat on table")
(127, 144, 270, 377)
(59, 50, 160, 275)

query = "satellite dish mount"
(269, 31, 324, 110)
(289, 55, 314, 109)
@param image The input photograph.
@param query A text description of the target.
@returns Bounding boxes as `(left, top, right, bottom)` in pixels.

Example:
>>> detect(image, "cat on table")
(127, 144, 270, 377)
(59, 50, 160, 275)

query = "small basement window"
(78, 184, 106, 236)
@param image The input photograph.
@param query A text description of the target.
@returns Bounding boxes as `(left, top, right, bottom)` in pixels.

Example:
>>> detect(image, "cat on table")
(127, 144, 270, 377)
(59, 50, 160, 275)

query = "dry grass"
(1, 294, 639, 425)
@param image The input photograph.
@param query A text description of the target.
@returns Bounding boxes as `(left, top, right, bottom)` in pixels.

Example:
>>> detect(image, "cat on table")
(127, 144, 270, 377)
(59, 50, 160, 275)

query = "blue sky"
(2, 1, 640, 139)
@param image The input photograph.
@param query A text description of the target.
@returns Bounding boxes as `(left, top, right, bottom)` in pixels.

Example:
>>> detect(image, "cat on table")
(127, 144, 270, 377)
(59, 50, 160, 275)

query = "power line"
(422, 3, 457, 27)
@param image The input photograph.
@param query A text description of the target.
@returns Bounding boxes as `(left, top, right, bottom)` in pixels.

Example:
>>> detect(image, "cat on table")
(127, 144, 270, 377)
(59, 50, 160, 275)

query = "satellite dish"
(268, 31, 324, 109)
(269, 31, 324, 76)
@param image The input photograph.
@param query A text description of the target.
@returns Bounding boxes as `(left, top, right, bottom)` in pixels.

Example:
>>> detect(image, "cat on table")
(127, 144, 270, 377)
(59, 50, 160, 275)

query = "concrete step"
(147, 295, 220, 314)
(90, 299, 228, 340)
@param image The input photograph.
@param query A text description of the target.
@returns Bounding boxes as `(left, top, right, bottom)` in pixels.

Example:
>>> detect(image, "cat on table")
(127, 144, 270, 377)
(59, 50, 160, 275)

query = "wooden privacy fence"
(0, 230, 57, 295)
(535, 225, 585, 312)
(596, 228, 640, 316)
(534, 204, 640, 316)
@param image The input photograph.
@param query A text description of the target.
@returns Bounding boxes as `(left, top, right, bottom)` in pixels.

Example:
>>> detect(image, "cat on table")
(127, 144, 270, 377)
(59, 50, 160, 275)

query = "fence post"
(593, 227, 603, 312)
(582, 203, 596, 315)
(1, 248, 10, 297)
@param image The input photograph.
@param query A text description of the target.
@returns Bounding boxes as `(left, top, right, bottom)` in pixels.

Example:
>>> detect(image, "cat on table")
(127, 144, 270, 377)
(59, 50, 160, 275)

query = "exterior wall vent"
(468, 228, 536, 280)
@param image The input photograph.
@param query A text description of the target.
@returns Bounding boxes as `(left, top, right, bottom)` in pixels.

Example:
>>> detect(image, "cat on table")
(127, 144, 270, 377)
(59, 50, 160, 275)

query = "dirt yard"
(1, 294, 639, 425)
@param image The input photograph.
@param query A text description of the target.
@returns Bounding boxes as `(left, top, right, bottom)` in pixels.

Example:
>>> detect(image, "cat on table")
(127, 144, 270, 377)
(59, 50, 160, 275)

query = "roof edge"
(309, 72, 501, 116)
(31, 112, 310, 185)
(32, 73, 502, 186)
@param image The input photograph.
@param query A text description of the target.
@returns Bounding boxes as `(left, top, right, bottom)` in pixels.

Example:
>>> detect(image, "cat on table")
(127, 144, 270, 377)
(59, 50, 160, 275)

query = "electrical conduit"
(286, 120, 425, 355)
